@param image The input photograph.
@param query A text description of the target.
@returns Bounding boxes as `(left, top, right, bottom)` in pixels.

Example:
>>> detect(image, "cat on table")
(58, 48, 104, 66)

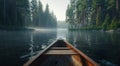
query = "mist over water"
(0, 29, 120, 66)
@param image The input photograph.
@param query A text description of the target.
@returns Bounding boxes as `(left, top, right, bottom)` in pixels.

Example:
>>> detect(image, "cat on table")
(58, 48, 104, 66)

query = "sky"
(40, 0, 70, 21)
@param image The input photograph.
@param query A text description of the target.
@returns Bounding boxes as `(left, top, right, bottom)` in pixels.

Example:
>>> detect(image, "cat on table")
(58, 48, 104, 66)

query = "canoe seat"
(44, 50, 79, 55)
(50, 47, 70, 50)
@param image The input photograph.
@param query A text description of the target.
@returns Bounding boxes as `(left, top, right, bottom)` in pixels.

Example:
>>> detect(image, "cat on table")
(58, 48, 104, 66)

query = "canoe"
(23, 39, 99, 66)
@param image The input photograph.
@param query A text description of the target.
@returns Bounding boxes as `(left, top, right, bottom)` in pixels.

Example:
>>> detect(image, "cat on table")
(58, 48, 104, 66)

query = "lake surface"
(0, 29, 120, 66)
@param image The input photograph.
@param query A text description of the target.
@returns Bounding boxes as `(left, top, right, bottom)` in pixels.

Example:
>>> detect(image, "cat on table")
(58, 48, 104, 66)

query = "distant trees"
(57, 21, 68, 28)
(31, 0, 57, 28)
(66, 0, 120, 30)
(0, 0, 57, 30)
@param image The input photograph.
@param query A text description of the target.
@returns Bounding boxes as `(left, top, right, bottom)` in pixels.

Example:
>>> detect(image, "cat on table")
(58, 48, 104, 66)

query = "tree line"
(0, 0, 57, 30)
(31, 0, 57, 28)
(66, 0, 120, 30)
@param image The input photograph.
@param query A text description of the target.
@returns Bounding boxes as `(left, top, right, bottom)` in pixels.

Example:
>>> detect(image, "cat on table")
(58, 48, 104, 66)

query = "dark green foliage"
(66, 4, 74, 23)
(102, 14, 111, 30)
(0, 0, 30, 29)
(0, 0, 57, 30)
(66, 0, 120, 30)
(109, 17, 119, 29)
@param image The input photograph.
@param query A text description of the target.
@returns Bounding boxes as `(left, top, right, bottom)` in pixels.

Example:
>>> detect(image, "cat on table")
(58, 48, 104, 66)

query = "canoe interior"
(24, 40, 99, 66)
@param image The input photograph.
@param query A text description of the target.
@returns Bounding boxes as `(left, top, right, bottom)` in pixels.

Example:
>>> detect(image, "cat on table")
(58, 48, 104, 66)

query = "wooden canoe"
(23, 39, 99, 66)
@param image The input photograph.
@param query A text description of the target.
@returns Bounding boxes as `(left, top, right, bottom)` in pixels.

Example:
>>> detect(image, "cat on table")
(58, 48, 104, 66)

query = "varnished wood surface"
(45, 49, 78, 55)
(37, 55, 75, 66)
(50, 47, 69, 50)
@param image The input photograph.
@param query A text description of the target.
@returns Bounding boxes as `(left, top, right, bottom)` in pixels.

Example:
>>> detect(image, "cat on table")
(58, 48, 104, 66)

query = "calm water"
(0, 29, 120, 66)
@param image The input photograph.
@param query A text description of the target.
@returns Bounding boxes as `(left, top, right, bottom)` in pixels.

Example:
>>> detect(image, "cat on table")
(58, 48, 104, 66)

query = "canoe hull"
(23, 39, 99, 66)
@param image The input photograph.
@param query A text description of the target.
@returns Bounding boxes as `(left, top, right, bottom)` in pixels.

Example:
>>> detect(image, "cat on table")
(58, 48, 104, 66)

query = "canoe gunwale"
(64, 40, 99, 66)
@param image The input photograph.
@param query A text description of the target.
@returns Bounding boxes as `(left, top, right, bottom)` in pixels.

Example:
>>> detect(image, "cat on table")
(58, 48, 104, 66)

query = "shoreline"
(68, 28, 120, 32)
(0, 27, 35, 31)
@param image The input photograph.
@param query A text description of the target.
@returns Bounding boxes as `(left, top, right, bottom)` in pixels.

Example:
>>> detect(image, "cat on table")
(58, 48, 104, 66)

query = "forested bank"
(66, 0, 120, 30)
(0, 0, 57, 30)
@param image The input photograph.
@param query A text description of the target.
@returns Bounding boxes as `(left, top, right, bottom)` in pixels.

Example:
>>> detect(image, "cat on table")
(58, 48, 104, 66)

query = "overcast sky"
(41, 0, 70, 21)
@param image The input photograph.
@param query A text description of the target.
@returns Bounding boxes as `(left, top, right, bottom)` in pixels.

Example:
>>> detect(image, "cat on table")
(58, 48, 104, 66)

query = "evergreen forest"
(66, 0, 120, 30)
(0, 0, 57, 30)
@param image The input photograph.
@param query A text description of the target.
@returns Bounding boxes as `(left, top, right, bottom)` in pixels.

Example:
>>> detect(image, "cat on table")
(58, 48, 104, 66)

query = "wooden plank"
(44, 50, 79, 55)
(50, 47, 69, 50)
